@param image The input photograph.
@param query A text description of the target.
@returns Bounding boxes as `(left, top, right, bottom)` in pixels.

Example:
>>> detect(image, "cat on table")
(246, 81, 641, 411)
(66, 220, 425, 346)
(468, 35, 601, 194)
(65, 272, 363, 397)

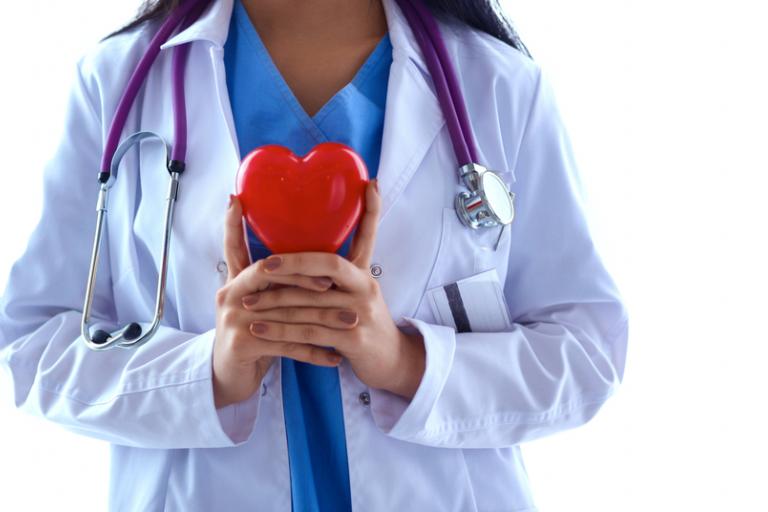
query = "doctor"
(0, 0, 629, 510)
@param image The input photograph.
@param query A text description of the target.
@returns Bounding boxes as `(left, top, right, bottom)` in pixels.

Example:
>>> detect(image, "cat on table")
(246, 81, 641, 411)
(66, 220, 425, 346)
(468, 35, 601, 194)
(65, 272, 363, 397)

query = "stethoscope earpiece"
(90, 330, 111, 345)
(86, 322, 145, 350)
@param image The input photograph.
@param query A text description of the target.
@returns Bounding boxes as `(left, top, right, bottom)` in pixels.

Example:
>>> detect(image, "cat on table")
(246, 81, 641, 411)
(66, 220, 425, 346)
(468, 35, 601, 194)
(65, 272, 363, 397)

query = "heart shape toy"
(235, 142, 370, 254)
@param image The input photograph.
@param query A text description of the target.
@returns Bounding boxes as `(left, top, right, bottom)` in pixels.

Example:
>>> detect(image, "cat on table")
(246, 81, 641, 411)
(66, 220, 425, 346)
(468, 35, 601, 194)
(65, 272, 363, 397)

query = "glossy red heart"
(235, 142, 369, 254)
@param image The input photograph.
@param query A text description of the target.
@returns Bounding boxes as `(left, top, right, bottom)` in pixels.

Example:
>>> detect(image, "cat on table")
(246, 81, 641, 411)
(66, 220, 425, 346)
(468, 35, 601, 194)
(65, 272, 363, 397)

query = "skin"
(213, 183, 427, 408)
(240, 0, 388, 117)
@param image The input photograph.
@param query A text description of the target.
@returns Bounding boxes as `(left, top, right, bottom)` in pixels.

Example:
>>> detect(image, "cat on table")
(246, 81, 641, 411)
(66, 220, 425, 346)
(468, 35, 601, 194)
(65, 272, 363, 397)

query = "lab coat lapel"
(377, 0, 446, 218)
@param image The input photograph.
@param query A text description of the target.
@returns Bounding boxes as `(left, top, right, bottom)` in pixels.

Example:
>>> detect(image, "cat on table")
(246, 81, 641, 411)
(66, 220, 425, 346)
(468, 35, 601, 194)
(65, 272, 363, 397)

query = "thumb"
(348, 179, 381, 269)
(223, 194, 251, 281)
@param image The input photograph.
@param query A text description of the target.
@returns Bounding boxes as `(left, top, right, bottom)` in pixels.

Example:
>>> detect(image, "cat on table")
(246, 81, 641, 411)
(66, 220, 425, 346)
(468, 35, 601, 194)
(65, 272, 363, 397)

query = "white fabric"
(0, 0, 628, 509)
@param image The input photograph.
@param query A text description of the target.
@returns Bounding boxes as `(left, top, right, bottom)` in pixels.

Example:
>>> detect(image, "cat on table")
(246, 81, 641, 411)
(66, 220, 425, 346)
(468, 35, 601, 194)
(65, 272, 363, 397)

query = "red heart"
(235, 142, 369, 254)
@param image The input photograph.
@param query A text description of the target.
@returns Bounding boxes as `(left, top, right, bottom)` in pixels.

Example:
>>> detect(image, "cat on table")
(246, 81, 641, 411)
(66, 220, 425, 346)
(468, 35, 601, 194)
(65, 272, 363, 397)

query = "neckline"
(232, 0, 392, 140)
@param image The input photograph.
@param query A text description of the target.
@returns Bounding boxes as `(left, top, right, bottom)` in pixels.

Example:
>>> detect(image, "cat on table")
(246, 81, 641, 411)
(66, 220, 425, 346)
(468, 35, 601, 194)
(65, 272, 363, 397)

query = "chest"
(265, 37, 387, 119)
(104, 41, 514, 333)
(236, 0, 388, 119)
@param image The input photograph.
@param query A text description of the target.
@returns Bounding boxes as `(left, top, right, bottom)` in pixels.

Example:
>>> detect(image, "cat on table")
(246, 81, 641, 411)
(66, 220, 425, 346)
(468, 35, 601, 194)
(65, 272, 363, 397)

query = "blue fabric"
(223, 1, 392, 510)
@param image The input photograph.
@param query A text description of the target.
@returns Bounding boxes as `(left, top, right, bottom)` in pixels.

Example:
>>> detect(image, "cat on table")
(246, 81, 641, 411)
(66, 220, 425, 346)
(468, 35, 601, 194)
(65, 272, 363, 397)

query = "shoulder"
(73, 21, 160, 115)
(435, 18, 555, 174)
(438, 17, 542, 100)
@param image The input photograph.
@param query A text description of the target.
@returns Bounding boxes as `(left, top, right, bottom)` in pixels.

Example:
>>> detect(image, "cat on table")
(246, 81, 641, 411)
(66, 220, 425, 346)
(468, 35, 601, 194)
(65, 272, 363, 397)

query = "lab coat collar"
(377, 0, 446, 218)
(163, 0, 446, 218)
(159, 0, 233, 51)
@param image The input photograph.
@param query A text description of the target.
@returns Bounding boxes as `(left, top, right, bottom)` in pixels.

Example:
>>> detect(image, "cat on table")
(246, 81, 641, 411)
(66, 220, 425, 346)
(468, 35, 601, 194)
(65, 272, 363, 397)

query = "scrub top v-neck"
(223, 1, 393, 510)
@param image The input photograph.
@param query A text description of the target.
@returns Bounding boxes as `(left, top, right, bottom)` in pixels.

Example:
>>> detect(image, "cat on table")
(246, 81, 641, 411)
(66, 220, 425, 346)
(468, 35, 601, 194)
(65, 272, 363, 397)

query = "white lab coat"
(0, 0, 628, 510)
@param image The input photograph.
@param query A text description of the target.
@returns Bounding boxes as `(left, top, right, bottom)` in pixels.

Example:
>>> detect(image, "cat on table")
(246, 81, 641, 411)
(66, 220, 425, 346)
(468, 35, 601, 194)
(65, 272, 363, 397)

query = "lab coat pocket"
(426, 204, 513, 291)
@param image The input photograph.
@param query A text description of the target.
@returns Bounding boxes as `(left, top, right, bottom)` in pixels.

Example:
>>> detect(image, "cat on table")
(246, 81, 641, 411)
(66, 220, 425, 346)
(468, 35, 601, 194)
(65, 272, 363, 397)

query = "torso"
(76, 1, 545, 508)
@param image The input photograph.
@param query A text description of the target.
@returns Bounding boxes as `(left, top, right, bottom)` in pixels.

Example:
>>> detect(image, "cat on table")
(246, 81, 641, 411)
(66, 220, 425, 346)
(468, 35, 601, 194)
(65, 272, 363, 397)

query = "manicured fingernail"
(313, 276, 333, 288)
(250, 322, 268, 334)
(338, 310, 358, 325)
(264, 256, 282, 271)
(242, 294, 259, 308)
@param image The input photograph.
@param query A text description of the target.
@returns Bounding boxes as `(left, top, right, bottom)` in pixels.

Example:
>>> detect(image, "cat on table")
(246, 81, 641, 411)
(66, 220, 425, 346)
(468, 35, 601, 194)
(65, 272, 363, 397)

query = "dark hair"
(106, 0, 530, 57)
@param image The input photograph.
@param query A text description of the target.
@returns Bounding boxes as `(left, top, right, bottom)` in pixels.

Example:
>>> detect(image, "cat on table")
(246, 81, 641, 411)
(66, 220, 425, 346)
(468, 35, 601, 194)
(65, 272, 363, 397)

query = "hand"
(212, 195, 346, 409)
(241, 180, 427, 400)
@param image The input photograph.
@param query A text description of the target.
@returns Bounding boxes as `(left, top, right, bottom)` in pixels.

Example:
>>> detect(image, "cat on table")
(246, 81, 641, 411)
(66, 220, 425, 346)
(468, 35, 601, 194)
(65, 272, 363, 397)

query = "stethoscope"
(81, 0, 516, 350)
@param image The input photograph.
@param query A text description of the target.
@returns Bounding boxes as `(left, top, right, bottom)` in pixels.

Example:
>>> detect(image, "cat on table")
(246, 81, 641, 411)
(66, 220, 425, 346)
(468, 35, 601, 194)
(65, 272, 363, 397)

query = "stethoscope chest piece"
(455, 163, 515, 229)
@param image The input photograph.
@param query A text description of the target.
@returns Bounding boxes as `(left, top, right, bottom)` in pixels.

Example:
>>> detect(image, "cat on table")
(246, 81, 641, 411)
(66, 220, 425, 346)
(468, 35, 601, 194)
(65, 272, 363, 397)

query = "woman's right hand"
(212, 195, 342, 409)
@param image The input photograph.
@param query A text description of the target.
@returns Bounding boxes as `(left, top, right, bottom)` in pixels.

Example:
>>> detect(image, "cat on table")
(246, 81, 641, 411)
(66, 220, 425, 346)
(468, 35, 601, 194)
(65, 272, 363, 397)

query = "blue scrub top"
(223, 1, 392, 510)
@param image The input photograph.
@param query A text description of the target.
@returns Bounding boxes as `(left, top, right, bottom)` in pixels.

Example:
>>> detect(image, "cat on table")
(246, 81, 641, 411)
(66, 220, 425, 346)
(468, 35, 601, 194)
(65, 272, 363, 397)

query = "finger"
(259, 252, 366, 292)
(242, 286, 353, 311)
(221, 311, 342, 367)
(266, 282, 291, 290)
(224, 195, 251, 280)
(347, 179, 381, 268)
(258, 341, 343, 367)
(248, 320, 352, 351)
(245, 307, 359, 329)
(229, 259, 336, 299)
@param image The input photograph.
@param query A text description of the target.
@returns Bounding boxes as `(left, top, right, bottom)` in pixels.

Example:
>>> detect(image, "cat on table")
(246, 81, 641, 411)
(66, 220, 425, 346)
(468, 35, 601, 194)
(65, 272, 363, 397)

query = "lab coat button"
(358, 391, 371, 406)
(369, 263, 383, 278)
(216, 260, 227, 273)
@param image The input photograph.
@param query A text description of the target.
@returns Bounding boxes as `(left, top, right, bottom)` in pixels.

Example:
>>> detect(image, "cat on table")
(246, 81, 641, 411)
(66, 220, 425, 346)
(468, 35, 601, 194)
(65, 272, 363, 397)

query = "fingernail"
(372, 179, 379, 192)
(264, 256, 282, 271)
(338, 310, 358, 325)
(250, 322, 268, 334)
(242, 294, 259, 307)
(228, 194, 234, 208)
(327, 352, 343, 364)
(313, 276, 333, 288)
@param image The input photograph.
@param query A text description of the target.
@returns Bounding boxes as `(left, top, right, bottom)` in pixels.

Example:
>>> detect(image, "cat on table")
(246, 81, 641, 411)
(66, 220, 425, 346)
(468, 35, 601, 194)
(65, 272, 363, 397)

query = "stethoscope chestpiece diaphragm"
(455, 163, 515, 229)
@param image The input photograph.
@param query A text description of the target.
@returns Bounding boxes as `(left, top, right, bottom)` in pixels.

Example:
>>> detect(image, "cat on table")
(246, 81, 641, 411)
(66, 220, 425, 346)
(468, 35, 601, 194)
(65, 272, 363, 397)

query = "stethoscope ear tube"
(81, 133, 178, 350)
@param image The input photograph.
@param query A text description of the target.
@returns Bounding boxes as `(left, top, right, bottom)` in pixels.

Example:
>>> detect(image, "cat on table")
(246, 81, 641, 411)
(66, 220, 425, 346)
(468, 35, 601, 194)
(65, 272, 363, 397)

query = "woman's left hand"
(241, 180, 426, 400)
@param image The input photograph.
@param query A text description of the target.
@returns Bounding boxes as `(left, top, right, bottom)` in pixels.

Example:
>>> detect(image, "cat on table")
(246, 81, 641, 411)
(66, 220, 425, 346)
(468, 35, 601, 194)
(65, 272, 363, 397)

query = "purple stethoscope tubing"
(169, 0, 211, 162)
(98, 0, 209, 178)
(98, 0, 478, 180)
(394, 0, 478, 166)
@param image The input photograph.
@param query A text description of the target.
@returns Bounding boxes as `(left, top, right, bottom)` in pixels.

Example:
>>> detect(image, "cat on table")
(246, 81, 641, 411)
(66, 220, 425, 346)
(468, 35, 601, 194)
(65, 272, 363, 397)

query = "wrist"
(386, 329, 426, 400)
(213, 360, 268, 410)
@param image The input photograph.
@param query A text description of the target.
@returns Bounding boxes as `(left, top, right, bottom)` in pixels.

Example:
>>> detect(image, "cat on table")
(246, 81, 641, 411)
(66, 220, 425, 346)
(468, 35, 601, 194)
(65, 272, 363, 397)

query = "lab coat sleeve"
(0, 56, 261, 449)
(368, 66, 629, 448)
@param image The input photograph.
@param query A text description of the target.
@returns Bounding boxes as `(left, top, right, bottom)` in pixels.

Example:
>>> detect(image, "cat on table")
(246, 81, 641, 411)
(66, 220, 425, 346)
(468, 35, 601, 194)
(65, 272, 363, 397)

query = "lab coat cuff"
(196, 329, 261, 446)
(369, 317, 456, 441)
(215, 392, 261, 445)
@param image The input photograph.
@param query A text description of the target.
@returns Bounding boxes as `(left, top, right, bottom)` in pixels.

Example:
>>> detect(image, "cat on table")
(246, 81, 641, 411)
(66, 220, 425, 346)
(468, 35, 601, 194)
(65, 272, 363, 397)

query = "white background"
(0, 0, 766, 510)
